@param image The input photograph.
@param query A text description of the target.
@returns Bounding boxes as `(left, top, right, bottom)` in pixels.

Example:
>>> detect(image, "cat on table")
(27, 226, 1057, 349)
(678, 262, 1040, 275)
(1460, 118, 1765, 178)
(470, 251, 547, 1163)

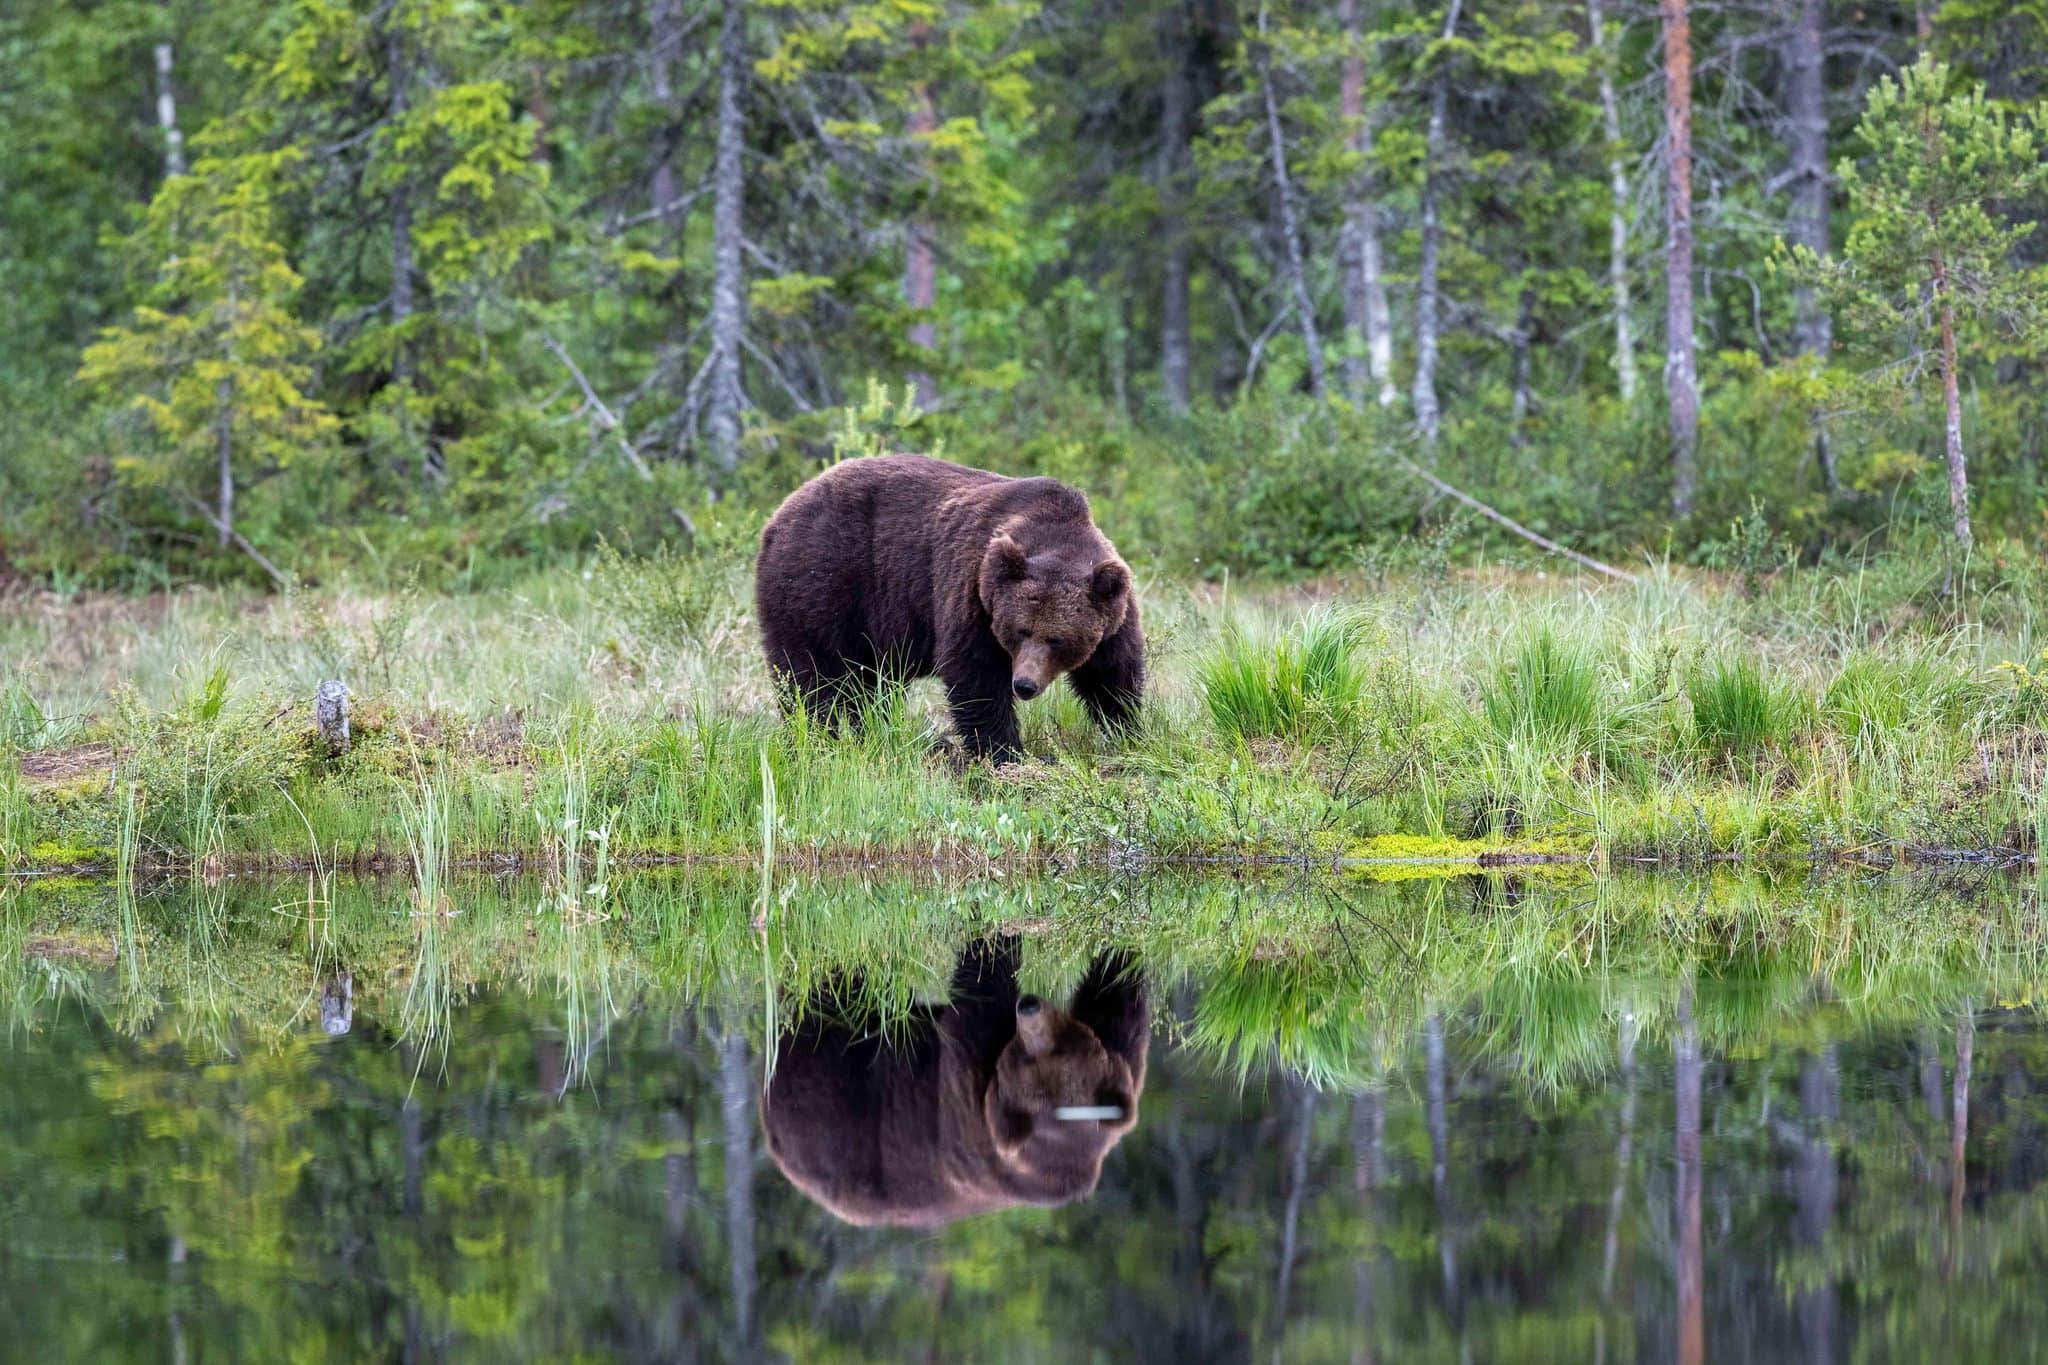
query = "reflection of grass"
(9, 865, 2046, 1106)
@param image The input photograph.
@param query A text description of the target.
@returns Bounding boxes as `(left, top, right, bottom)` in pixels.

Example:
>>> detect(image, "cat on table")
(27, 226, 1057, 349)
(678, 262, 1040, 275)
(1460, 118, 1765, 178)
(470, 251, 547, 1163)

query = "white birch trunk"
(1411, 0, 1463, 446)
(705, 0, 747, 471)
(153, 1, 186, 179)
(1588, 0, 1636, 401)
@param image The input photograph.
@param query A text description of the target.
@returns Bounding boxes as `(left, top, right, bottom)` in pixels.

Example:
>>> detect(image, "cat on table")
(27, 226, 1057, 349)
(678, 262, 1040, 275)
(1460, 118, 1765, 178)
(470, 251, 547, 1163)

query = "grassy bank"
(5, 546, 2047, 876)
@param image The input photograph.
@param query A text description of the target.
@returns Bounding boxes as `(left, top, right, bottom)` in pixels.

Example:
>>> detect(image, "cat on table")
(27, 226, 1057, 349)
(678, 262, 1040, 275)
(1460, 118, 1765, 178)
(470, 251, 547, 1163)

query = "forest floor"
(4, 552, 2045, 881)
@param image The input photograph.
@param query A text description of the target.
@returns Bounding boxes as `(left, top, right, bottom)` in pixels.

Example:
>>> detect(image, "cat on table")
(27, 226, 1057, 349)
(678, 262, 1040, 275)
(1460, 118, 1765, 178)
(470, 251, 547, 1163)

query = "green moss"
(28, 840, 111, 867)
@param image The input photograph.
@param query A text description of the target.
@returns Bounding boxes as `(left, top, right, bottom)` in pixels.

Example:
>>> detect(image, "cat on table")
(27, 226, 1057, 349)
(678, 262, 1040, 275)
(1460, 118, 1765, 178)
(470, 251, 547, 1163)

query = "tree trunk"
(1349, 1087, 1384, 1365)
(152, 1, 185, 178)
(1160, 7, 1193, 413)
(1258, 19, 1326, 401)
(1339, 0, 1396, 408)
(1947, 1006, 1974, 1278)
(1662, 0, 1699, 518)
(387, 17, 415, 396)
(904, 41, 939, 412)
(214, 376, 233, 550)
(1931, 249, 1973, 553)
(1271, 1083, 1316, 1348)
(705, 0, 746, 473)
(1784, 0, 1838, 492)
(1920, 1026, 1947, 1124)
(1412, 0, 1463, 446)
(1599, 1013, 1636, 1302)
(1674, 982, 1704, 1365)
(1794, 1048, 1840, 1365)
(1510, 281, 1535, 442)
(1588, 0, 1636, 402)
(649, 0, 681, 234)
(1917, 0, 1933, 47)
(1424, 1014, 1458, 1320)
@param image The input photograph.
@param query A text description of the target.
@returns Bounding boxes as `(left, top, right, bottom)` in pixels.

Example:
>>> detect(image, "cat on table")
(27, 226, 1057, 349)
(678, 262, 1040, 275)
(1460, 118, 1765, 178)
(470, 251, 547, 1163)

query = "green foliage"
(587, 514, 758, 652)
(77, 147, 335, 544)
(1198, 610, 1367, 742)
(11, 0, 2048, 591)
(1480, 628, 1607, 758)
(1690, 657, 1791, 761)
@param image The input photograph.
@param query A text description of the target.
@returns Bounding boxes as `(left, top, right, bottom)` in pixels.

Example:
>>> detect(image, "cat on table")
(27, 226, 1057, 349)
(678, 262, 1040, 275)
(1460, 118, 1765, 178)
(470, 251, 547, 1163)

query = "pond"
(4, 867, 2046, 1361)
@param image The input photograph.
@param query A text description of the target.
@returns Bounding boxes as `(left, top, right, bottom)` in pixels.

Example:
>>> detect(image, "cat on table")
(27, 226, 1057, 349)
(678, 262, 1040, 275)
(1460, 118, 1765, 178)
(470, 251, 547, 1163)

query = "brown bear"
(760, 936, 1149, 1228)
(754, 453, 1144, 763)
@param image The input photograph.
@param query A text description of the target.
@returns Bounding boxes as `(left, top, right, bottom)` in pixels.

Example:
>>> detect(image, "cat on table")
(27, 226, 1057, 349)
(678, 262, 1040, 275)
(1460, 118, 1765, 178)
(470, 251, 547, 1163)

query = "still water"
(4, 868, 2047, 1362)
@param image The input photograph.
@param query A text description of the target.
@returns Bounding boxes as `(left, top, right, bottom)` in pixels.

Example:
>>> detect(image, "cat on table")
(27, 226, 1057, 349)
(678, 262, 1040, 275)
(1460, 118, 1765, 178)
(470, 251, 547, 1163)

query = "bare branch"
(540, 333, 654, 481)
(174, 488, 292, 589)
(604, 183, 712, 236)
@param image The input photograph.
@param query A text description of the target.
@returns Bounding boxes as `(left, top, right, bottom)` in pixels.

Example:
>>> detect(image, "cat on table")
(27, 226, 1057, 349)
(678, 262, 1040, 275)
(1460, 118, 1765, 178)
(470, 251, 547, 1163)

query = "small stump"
(315, 680, 350, 756)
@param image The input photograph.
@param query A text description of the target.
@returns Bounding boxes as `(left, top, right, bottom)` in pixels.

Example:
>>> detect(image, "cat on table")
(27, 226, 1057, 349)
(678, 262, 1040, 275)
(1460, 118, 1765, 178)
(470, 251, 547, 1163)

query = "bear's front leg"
(940, 626, 1023, 763)
(1067, 612, 1146, 735)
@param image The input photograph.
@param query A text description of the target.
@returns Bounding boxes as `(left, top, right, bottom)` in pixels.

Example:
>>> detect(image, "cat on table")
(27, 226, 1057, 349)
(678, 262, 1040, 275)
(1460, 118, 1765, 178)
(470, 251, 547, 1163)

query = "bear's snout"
(1012, 676, 1041, 700)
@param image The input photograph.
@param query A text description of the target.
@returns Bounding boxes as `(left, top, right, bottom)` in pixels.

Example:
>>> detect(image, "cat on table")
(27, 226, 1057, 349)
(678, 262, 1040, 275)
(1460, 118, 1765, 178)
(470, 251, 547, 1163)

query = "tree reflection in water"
(0, 868, 2043, 1361)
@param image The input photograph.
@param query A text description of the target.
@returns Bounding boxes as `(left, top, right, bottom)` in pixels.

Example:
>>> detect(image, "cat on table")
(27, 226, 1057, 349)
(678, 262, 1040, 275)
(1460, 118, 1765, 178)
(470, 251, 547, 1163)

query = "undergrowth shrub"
(588, 511, 760, 651)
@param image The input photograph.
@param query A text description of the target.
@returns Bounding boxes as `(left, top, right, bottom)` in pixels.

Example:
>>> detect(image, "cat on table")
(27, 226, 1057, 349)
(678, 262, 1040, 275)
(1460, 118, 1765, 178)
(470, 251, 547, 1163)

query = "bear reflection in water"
(761, 936, 1149, 1227)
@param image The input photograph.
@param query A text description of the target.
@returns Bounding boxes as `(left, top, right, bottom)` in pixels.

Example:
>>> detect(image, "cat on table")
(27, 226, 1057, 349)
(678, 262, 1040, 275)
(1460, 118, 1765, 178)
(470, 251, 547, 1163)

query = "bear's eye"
(1044, 638, 1067, 654)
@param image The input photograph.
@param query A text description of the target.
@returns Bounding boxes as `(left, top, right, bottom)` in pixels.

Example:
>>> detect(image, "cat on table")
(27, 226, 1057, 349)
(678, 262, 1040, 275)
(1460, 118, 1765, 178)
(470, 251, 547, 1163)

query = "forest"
(4, 0, 2048, 588)
(10, 8, 2048, 1356)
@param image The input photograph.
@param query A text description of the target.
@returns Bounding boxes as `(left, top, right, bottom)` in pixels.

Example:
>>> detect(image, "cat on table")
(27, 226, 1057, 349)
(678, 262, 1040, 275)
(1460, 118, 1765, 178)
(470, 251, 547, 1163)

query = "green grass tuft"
(1198, 609, 1366, 742)
(1691, 657, 1790, 760)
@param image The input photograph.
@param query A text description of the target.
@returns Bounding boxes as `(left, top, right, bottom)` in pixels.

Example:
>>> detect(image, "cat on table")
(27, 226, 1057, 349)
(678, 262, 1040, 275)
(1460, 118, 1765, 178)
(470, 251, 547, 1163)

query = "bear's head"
(981, 993, 1140, 1201)
(978, 533, 1131, 703)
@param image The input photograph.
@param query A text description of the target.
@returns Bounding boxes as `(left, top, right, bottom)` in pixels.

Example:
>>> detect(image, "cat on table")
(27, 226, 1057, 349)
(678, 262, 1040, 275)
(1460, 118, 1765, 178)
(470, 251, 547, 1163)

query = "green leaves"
(1824, 57, 2048, 353)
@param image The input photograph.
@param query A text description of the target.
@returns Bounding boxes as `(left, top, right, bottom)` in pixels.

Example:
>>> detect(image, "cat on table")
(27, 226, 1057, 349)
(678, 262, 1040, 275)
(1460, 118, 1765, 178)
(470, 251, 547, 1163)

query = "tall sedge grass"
(1480, 628, 1606, 757)
(1199, 610, 1366, 741)
(399, 775, 452, 918)
(1690, 657, 1792, 760)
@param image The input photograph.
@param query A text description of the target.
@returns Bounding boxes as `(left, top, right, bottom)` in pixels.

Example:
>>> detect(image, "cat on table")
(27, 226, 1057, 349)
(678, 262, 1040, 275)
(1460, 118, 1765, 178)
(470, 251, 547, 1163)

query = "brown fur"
(761, 938, 1149, 1227)
(754, 454, 1145, 762)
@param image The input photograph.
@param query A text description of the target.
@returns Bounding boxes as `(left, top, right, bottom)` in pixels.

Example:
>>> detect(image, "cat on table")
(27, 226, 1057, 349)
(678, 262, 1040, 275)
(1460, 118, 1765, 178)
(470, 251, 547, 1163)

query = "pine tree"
(79, 147, 333, 575)
(1817, 57, 2048, 556)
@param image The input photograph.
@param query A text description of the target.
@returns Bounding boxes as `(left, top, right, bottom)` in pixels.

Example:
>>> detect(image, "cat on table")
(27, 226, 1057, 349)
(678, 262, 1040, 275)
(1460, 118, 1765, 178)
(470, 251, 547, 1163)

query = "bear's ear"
(1089, 560, 1128, 602)
(981, 536, 1029, 604)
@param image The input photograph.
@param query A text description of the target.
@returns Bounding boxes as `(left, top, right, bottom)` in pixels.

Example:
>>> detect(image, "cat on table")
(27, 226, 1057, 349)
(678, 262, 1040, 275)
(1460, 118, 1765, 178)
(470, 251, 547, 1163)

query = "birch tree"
(1588, 0, 1635, 402)
(152, 0, 186, 178)
(1255, 5, 1326, 401)
(1338, 0, 1396, 408)
(1411, 0, 1464, 447)
(1159, 10, 1195, 411)
(1782, 0, 1837, 491)
(704, 0, 747, 470)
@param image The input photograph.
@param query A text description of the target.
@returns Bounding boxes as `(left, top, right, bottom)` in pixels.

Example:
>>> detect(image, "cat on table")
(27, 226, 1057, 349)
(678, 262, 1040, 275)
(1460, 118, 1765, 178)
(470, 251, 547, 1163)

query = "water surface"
(4, 869, 2046, 1361)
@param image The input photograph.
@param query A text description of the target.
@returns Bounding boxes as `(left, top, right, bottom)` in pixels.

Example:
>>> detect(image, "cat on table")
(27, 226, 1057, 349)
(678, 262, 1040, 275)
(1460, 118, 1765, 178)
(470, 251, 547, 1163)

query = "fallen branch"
(540, 333, 654, 482)
(1395, 458, 1640, 583)
(174, 489, 291, 589)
